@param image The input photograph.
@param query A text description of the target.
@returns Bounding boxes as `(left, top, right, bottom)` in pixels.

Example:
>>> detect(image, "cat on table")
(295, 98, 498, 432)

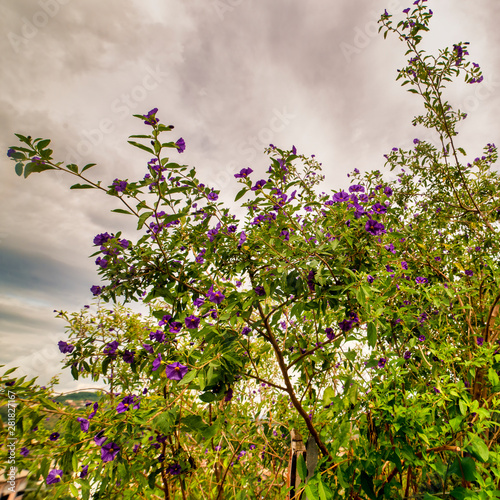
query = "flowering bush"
(3, 2, 500, 499)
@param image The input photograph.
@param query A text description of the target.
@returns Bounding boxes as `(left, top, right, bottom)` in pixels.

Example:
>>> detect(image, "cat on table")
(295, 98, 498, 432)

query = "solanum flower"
(234, 167, 253, 178)
(165, 362, 188, 381)
(58, 341, 74, 354)
(101, 442, 120, 462)
(116, 395, 140, 413)
(46, 469, 63, 485)
(185, 315, 200, 329)
(175, 137, 186, 153)
(77, 417, 89, 432)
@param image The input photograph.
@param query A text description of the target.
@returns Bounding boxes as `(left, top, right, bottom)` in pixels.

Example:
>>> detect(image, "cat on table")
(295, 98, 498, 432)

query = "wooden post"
(288, 428, 307, 499)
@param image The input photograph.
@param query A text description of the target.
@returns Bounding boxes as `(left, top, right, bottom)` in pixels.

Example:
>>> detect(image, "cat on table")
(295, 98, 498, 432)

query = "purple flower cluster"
(143, 108, 159, 126)
(112, 179, 128, 193)
(58, 341, 74, 354)
(116, 395, 140, 413)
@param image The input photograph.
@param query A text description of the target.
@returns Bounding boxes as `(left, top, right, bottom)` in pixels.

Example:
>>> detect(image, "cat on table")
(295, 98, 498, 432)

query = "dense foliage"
(2, 2, 500, 499)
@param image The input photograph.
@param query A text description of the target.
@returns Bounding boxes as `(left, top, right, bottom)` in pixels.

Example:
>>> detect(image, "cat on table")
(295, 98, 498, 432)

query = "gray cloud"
(1, 0, 499, 390)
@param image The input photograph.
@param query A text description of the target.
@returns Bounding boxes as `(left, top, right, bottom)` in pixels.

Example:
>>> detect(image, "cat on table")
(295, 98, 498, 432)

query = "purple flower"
(332, 191, 349, 203)
(152, 354, 162, 371)
(476, 337, 484, 346)
(325, 328, 335, 340)
(94, 431, 107, 446)
(175, 137, 186, 153)
(49, 432, 60, 441)
(464, 270, 474, 277)
(122, 350, 135, 364)
(365, 219, 386, 236)
(418, 335, 426, 342)
(165, 362, 189, 381)
(238, 231, 247, 248)
(58, 341, 74, 354)
(80, 465, 89, 479)
(401, 261, 408, 270)
(234, 167, 253, 178)
(185, 315, 200, 330)
(94, 232, 112, 246)
(349, 184, 365, 193)
(77, 417, 89, 432)
(207, 190, 218, 201)
(251, 179, 267, 191)
(91, 285, 103, 296)
(206, 286, 225, 305)
(415, 277, 428, 284)
(143, 343, 154, 354)
(384, 243, 396, 254)
(241, 326, 251, 336)
(112, 179, 128, 193)
(378, 358, 387, 368)
(46, 469, 63, 485)
(254, 286, 265, 297)
(193, 297, 205, 308)
(404, 351, 411, 360)
(116, 395, 140, 413)
(367, 275, 375, 284)
(371, 202, 387, 214)
(150, 330, 165, 343)
(20, 447, 30, 457)
(384, 186, 393, 197)
(104, 341, 119, 356)
(338, 319, 354, 332)
(166, 463, 182, 475)
(143, 108, 159, 126)
(195, 249, 206, 264)
(403, 7, 410, 13)
(95, 257, 108, 269)
(101, 442, 120, 462)
(169, 321, 182, 333)
(413, 138, 420, 144)
(88, 402, 99, 419)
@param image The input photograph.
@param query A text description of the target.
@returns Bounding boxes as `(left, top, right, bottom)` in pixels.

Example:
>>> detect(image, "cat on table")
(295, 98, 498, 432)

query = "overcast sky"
(1, 0, 499, 391)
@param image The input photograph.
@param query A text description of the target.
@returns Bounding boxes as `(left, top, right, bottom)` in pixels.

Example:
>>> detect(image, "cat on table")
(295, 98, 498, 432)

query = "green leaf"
(297, 453, 307, 481)
(148, 469, 160, 490)
(360, 471, 377, 500)
(317, 480, 329, 500)
(111, 209, 133, 215)
(127, 140, 154, 154)
(459, 399, 467, 416)
(66, 163, 79, 174)
(367, 323, 377, 348)
(178, 369, 196, 386)
(137, 211, 153, 229)
(70, 483, 79, 498)
(199, 392, 216, 403)
(23, 163, 55, 177)
(36, 139, 51, 150)
(235, 187, 248, 202)
(15, 163, 23, 176)
(466, 433, 489, 462)
(423, 494, 441, 500)
(81, 163, 96, 173)
(70, 183, 95, 189)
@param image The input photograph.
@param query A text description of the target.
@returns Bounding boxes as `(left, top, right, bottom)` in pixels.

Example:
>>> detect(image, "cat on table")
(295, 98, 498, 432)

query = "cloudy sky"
(1, 0, 499, 391)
